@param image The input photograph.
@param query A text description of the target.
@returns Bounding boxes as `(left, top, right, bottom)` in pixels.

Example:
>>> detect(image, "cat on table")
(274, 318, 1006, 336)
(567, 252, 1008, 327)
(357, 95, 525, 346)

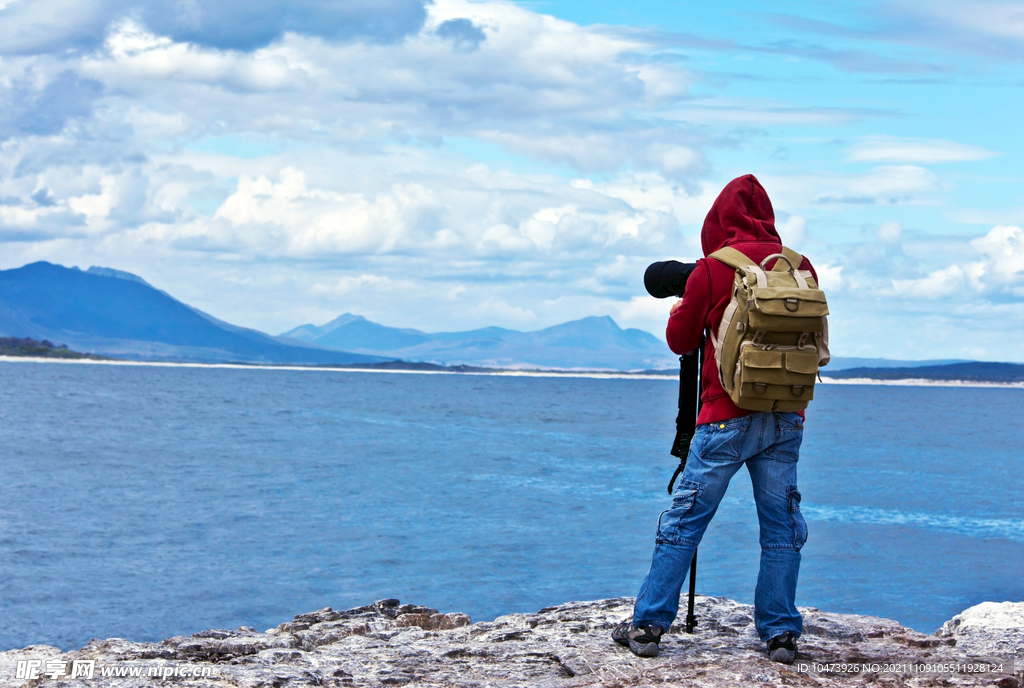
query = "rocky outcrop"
(1, 597, 1021, 687)
(938, 602, 1024, 658)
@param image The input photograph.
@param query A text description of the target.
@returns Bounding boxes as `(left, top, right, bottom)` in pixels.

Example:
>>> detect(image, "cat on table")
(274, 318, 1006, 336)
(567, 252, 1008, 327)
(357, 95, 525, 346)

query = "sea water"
(0, 360, 1021, 651)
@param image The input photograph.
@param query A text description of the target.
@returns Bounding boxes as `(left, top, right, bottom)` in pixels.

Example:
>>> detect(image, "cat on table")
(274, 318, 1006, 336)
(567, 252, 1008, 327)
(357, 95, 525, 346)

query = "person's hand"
(670, 298, 684, 316)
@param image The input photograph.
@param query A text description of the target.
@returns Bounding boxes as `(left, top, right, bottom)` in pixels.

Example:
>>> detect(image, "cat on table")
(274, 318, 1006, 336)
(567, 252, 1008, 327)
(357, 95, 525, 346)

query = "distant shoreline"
(0, 355, 675, 381)
(4, 355, 1024, 388)
(819, 376, 1024, 389)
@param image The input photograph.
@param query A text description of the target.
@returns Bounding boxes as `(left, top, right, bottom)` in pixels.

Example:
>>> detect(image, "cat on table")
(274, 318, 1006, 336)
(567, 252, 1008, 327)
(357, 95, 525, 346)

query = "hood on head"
(700, 174, 780, 257)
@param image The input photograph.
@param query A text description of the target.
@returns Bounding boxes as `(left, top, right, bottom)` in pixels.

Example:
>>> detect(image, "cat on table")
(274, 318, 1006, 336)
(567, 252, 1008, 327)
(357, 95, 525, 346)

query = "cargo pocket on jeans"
(656, 480, 703, 546)
(787, 485, 808, 551)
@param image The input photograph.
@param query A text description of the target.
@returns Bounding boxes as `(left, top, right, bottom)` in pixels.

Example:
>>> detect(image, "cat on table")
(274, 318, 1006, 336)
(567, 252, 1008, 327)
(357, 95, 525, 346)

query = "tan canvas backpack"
(710, 246, 830, 412)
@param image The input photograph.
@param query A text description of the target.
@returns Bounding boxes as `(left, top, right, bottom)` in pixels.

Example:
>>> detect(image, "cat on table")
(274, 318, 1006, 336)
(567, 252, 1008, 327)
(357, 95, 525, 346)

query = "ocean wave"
(802, 504, 1024, 543)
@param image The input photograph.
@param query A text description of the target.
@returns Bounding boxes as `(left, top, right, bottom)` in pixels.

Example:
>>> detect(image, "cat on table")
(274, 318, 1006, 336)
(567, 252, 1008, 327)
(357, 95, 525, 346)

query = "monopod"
(666, 338, 704, 634)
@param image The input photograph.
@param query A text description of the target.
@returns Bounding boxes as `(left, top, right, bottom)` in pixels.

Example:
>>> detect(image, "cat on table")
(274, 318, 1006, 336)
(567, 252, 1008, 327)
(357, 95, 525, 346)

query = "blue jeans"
(633, 411, 808, 641)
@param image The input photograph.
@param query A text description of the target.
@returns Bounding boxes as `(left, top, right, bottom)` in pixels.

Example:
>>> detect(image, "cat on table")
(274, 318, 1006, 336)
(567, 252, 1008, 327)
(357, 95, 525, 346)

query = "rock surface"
(1, 597, 1021, 687)
(938, 602, 1024, 658)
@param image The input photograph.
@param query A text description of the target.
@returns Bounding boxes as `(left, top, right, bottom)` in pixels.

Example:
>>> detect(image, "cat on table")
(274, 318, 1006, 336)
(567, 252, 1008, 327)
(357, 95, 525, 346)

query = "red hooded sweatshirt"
(667, 174, 818, 425)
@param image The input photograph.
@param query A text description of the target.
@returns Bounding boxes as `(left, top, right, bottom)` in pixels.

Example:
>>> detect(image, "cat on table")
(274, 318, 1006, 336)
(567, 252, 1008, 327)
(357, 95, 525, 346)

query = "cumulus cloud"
(0, 0, 706, 261)
(891, 225, 1024, 300)
(5, 0, 704, 179)
(970, 225, 1024, 295)
(79, 19, 309, 92)
(200, 164, 684, 262)
(892, 264, 970, 299)
(213, 167, 433, 255)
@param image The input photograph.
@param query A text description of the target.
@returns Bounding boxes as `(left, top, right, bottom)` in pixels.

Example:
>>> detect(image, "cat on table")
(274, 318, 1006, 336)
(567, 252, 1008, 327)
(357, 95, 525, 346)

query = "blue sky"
(1, 0, 1022, 361)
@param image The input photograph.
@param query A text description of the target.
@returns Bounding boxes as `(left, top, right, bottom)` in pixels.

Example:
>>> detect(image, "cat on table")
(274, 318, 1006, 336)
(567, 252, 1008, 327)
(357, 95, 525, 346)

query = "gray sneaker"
(766, 631, 797, 664)
(611, 619, 664, 657)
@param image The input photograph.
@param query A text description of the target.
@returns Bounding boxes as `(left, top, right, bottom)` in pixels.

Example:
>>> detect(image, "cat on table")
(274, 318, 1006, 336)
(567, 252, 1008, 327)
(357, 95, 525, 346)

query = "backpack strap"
(771, 246, 804, 271)
(709, 246, 754, 271)
(710, 245, 803, 271)
(710, 247, 768, 287)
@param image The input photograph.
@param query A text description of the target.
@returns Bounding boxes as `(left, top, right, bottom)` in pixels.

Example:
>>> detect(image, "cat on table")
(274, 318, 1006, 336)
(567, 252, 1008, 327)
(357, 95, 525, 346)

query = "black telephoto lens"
(644, 260, 697, 299)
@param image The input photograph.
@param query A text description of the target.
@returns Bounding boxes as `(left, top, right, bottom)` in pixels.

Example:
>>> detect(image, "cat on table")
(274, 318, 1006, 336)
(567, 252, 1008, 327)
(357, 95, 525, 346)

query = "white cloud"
(615, 294, 671, 338)
(197, 159, 697, 262)
(67, 175, 117, 225)
(892, 264, 967, 298)
(970, 225, 1024, 294)
(45, 0, 702, 180)
(905, 1, 1024, 42)
(847, 136, 997, 164)
(778, 215, 806, 247)
(582, 173, 717, 231)
(815, 263, 844, 292)
(81, 19, 307, 92)
(665, 98, 883, 127)
(890, 225, 1024, 300)
(310, 274, 417, 298)
(0, 203, 52, 229)
(877, 219, 903, 243)
(461, 298, 537, 326)
(766, 165, 940, 207)
(214, 167, 436, 256)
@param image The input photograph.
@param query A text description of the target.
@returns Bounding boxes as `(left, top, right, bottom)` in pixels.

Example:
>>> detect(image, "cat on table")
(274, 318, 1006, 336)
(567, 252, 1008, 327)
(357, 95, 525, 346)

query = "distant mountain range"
(0, 262, 678, 369)
(277, 314, 996, 373)
(1, 261, 1017, 377)
(279, 313, 678, 370)
(0, 262, 385, 365)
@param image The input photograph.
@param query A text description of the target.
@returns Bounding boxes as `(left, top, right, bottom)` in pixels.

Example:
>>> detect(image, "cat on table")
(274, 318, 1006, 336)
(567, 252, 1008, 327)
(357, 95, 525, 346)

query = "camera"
(644, 260, 698, 299)
(642, 259, 703, 466)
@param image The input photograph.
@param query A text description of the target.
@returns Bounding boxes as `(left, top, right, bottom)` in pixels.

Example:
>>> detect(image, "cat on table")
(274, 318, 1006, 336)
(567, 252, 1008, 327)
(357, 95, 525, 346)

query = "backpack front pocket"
(736, 345, 817, 409)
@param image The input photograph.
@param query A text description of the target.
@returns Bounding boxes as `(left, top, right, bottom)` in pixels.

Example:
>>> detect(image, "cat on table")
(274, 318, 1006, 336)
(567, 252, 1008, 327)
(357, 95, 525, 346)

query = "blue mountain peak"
(86, 266, 152, 287)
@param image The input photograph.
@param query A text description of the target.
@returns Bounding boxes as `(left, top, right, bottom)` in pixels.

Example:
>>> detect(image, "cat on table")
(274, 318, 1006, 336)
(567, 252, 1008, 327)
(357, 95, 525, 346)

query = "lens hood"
(644, 260, 697, 299)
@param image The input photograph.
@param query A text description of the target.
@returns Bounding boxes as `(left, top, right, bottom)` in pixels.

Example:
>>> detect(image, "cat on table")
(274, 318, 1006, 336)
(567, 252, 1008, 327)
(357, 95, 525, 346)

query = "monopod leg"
(685, 548, 698, 633)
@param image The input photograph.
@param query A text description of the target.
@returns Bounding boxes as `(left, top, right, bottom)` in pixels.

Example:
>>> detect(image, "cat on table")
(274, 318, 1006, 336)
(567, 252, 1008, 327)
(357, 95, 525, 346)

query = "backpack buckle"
(791, 385, 805, 397)
(785, 298, 799, 312)
(753, 383, 767, 394)
(797, 332, 809, 350)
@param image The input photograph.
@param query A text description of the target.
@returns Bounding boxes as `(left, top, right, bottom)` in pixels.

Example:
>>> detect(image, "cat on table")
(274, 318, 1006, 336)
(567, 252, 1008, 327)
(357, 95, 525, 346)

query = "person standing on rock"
(612, 174, 820, 663)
